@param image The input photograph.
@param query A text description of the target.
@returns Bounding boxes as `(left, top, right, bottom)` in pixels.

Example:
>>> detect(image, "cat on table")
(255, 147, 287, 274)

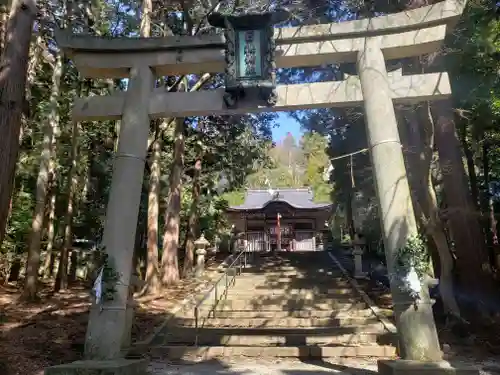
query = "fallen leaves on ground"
(354, 278, 394, 319)
(354, 275, 500, 358)
(0, 255, 226, 375)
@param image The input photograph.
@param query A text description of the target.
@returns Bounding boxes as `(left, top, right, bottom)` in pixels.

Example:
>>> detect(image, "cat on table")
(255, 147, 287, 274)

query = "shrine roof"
(228, 188, 333, 211)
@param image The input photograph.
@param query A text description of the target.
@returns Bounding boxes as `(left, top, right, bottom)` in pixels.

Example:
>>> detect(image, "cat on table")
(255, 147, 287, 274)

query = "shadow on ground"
(147, 357, 378, 375)
(0, 253, 227, 375)
(142, 251, 397, 364)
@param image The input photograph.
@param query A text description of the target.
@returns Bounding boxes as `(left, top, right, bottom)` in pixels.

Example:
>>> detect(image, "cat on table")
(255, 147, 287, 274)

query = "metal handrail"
(193, 244, 253, 345)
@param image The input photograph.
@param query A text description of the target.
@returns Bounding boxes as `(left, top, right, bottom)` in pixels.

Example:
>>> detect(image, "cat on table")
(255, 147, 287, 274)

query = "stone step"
(233, 270, 343, 276)
(232, 275, 346, 280)
(158, 324, 396, 346)
(241, 271, 312, 275)
(236, 269, 342, 281)
(228, 287, 352, 294)
(196, 299, 365, 310)
(226, 290, 357, 297)
(228, 288, 355, 294)
(165, 322, 388, 335)
(161, 331, 396, 346)
(237, 278, 343, 283)
(224, 293, 359, 301)
(184, 308, 384, 319)
(142, 253, 399, 362)
(195, 303, 367, 313)
(149, 344, 397, 359)
(229, 288, 351, 294)
(229, 285, 350, 292)
(170, 316, 381, 328)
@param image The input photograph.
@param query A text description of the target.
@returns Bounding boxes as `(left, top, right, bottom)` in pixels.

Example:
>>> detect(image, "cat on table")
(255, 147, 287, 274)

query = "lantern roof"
(194, 234, 210, 246)
(207, 6, 290, 29)
(227, 188, 332, 211)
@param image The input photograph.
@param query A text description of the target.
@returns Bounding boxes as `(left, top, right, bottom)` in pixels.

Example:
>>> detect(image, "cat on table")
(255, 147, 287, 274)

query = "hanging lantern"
(208, 5, 290, 108)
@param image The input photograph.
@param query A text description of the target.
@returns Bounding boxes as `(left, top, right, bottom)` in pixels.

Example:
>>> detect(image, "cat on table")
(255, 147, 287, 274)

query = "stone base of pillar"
(121, 300, 137, 350)
(45, 358, 148, 375)
(377, 360, 479, 375)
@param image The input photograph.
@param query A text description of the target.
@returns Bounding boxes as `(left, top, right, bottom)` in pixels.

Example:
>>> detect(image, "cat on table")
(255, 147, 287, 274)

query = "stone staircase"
(149, 251, 398, 360)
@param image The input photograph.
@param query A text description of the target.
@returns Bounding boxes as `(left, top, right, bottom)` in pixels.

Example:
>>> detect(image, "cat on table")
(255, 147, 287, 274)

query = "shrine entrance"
(226, 188, 331, 253)
(55, 0, 466, 366)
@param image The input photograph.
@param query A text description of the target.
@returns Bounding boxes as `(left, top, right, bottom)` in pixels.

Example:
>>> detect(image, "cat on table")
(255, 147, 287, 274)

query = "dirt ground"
(355, 276, 500, 362)
(0, 256, 226, 375)
(2, 254, 500, 375)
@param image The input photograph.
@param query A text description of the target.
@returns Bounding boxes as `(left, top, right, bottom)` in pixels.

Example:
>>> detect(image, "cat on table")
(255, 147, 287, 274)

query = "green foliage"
(240, 131, 333, 204)
(223, 190, 245, 206)
(395, 235, 430, 280)
(451, 3, 500, 124)
(198, 195, 231, 241)
(3, 191, 33, 254)
(341, 233, 351, 244)
(300, 132, 332, 202)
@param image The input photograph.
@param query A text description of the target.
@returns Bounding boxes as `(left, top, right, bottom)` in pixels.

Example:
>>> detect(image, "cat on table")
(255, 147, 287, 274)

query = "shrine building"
(226, 188, 333, 252)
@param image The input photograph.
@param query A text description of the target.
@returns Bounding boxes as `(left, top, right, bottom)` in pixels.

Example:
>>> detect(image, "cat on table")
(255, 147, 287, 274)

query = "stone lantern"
(207, 4, 290, 108)
(194, 234, 210, 277)
(352, 233, 368, 279)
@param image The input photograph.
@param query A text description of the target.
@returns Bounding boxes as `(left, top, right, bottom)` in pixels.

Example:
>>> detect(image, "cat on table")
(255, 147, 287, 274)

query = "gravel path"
(148, 357, 500, 375)
(148, 358, 378, 375)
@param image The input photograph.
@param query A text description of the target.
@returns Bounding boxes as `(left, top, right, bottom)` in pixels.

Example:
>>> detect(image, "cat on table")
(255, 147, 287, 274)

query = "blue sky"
(272, 112, 303, 142)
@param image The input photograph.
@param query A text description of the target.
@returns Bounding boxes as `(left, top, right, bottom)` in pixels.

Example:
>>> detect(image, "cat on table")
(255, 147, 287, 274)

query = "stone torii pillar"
(84, 64, 154, 361)
(357, 37, 442, 365)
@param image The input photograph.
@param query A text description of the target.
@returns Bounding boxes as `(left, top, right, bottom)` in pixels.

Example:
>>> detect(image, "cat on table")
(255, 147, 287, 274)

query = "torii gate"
(49, 1, 478, 374)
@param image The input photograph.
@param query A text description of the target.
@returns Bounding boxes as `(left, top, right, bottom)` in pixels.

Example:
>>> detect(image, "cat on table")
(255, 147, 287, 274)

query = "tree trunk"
(41, 187, 57, 278)
(114, 120, 120, 153)
(68, 250, 78, 283)
(0, 0, 37, 248)
(458, 123, 480, 208)
(54, 119, 80, 292)
(398, 107, 427, 219)
(19, 33, 44, 145)
(134, 213, 147, 277)
(7, 259, 21, 282)
(8, 33, 43, 227)
(432, 100, 493, 296)
(420, 103, 461, 318)
(22, 47, 62, 300)
(144, 131, 162, 293)
(398, 106, 439, 270)
(161, 117, 185, 286)
(400, 103, 462, 318)
(345, 188, 354, 238)
(140, 0, 152, 37)
(183, 157, 202, 277)
(482, 142, 498, 266)
(488, 194, 499, 270)
(425, 172, 461, 319)
(157, 73, 211, 285)
(139, 0, 162, 294)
